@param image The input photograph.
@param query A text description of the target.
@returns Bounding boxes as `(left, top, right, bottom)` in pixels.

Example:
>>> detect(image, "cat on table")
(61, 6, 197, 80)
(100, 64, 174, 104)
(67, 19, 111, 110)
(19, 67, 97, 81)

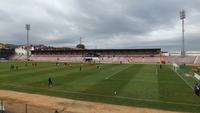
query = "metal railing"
(0, 99, 63, 113)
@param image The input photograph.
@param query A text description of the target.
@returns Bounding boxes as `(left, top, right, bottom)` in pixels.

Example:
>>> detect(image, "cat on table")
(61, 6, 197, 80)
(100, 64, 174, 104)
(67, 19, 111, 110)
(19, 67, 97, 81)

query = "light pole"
(25, 24, 30, 61)
(180, 10, 186, 57)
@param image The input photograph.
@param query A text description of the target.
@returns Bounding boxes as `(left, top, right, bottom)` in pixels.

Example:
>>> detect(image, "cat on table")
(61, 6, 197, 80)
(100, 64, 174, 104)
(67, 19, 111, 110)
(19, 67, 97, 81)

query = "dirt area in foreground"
(0, 90, 185, 113)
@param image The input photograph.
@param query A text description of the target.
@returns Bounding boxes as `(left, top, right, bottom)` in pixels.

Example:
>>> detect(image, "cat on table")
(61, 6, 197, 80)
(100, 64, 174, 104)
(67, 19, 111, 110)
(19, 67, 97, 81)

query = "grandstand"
(8, 46, 200, 65)
(29, 48, 161, 63)
(162, 56, 196, 64)
(31, 48, 161, 56)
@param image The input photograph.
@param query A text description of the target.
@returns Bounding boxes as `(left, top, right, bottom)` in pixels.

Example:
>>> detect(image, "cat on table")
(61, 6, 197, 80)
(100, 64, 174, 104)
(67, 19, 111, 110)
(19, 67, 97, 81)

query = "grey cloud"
(0, 0, 199, 51)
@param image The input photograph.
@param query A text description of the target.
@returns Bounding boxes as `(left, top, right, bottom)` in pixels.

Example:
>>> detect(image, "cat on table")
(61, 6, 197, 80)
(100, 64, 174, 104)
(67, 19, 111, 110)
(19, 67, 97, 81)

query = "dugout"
(0, 48, 15, 60)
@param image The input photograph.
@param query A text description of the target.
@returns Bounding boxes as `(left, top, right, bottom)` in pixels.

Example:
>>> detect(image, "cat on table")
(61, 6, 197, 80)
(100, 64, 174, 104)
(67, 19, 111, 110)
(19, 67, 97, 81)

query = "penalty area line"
(105, 65, 131, 80)
(169, 66, 193, 90)
(155, 64, 158, 76)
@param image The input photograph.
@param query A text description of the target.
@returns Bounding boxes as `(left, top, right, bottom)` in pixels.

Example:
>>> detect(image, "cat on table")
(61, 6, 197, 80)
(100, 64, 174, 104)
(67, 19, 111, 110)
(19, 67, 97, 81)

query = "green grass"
(0, 61, 200, 112)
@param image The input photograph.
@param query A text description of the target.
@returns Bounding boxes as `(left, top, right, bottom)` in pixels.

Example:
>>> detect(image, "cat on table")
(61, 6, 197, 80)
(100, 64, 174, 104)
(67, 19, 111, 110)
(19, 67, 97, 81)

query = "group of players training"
(9, 61, 200, 96)
(9, 61, 101, 88)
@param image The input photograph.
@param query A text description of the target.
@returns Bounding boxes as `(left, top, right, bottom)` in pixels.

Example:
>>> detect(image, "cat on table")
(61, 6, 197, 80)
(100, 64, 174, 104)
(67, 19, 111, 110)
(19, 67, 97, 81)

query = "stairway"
(194, 56, 199, 64)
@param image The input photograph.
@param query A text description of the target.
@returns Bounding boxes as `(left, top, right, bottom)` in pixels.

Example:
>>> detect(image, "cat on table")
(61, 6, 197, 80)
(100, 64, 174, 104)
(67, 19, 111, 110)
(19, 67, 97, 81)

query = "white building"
(15, 46, 32, 55)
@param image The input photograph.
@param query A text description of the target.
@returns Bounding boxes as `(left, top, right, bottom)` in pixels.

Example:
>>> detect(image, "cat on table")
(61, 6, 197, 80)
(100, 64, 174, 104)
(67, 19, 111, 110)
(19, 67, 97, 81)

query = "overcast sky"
(0, 0, 200, 51)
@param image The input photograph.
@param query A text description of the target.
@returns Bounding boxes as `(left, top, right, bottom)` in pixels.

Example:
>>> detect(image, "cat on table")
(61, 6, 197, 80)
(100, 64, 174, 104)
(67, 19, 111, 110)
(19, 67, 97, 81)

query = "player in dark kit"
(48, 77, 53, 87)
(25, 62, 28, 67)
(10, 65, 14, 71)
(194, 83, 200, 96)
(16, 65, 19, 71)
(80, 64, 83, 71)
(80, 66, 82, 71)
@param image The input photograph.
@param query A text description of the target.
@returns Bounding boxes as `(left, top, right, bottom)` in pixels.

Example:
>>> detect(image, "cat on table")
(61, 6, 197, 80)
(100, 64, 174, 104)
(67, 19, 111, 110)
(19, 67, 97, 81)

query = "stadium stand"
(9, 47, 200, 65)
(162, 56, 196, 64)
(22, 48, 161, 63)
(29, 55, 84, 62)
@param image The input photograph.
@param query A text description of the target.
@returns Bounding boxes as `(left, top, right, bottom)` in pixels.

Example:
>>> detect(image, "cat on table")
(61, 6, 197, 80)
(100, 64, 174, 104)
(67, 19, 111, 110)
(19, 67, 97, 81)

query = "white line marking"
(108, 78, 181, 84)
(105, 65, 131, 79)
(1, 83, 200, 107)
(155, 64, 158, 76)
(169, 66, 193, 89)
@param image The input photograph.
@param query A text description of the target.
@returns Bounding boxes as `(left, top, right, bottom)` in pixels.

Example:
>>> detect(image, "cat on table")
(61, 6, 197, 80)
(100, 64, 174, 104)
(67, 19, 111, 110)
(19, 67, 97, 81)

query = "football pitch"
(0, 61, 200, 112)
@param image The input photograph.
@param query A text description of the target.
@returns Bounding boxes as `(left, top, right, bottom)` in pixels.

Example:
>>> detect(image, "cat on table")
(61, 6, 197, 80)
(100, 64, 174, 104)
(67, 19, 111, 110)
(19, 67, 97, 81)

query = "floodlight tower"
(25, 24, 30, 61)
(80, 37, 82, 44)
(180, 10, 186, 57)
